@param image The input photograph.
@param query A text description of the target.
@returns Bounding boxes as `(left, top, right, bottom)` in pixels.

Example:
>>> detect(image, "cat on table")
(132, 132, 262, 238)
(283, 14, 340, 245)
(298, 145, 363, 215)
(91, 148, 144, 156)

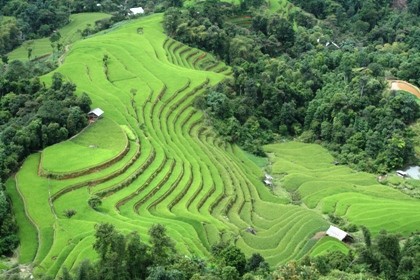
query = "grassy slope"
(6, 7, 419, 277)
(41, 118, 127, 174)
(6, 5, 419, 277)
(265, 142, 420, 235)
(10, 13, 332, 277)
(5, 178, 38, 263)
(7, 13, 111, 61)
(309, 236, 350, 257)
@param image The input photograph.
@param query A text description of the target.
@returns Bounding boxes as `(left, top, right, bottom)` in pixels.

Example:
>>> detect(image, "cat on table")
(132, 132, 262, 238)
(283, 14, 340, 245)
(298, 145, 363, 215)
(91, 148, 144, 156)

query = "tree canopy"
(165, 0, 420, 172)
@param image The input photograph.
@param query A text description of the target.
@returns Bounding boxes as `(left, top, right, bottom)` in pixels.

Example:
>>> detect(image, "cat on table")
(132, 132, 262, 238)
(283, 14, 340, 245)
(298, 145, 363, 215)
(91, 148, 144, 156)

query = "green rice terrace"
(5, 13, 420, 278)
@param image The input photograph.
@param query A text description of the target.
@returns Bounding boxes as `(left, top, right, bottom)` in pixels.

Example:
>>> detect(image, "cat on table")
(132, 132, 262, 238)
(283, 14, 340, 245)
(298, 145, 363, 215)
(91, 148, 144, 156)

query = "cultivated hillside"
(9, 14, 328, 277)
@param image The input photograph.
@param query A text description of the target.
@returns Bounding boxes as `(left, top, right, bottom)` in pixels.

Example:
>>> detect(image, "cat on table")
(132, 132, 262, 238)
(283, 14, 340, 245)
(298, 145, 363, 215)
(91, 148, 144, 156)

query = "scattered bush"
(63, 209, 77, 218)
(343, 223, 358, 233)
(291, 191, 301, 205)
(88, 196, 102, 210)
(328, 214, 344, 226)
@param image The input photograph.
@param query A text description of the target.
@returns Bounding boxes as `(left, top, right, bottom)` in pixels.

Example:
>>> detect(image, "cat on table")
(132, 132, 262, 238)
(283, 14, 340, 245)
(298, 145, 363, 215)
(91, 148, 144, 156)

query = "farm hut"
(88, 108, 104, 122)
(396, 170, 408, 177)
(264, 179, 273, 186)
(129, 7, 144, 15)
(326, 225, 352, 242)
(263, 173, 274, 186)
(265, 173, 273, 181)
(246, 226, 257, 235)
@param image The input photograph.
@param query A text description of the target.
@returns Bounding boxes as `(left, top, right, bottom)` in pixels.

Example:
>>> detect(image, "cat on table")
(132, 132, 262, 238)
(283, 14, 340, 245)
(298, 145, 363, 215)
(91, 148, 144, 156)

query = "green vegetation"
(165, 0, 420, 172)
(243, 151, 268, 168)
(120, 125, 136, 140)
(310, 237, 349, 257)
(25, 223, 272, 280)
(8, 18, 417, 273)
(2, 0, 420, 279)
(265, 142, 420, 235)
(7, 13, 111, 61)
(4, 179, 37, 263)
(2, 14, 327, 278)
(0, 181, 18, 257)
(0, 68, 91, 180)
(0, 61, 90, 259)
(41, 118, 127, 176)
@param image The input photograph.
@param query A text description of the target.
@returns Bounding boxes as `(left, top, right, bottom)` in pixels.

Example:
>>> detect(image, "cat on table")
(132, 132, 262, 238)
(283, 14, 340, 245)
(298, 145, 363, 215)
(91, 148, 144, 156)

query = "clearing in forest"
(7, 13, 111, 61)
(390, 79, 420, 98)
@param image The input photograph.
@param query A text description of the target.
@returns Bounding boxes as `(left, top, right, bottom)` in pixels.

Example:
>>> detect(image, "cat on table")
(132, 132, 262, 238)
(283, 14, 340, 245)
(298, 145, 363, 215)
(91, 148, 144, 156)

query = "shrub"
(344, 223, 358, 233)
(328, 214, 344, 226)
(291, 191, 301, 205)
(88, 195, 102, 210)
(63, 209, 77, 218)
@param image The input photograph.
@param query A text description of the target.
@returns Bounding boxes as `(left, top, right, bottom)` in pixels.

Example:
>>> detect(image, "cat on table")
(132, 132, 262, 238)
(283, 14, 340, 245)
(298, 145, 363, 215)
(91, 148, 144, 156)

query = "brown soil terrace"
(389, 80, 420, 99)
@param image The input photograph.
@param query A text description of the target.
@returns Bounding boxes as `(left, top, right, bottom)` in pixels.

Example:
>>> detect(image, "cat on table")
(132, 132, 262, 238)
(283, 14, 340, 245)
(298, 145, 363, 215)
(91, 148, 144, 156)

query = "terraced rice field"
(7, 14, 330, 277)
(266, 142, 420, 236)
(309, 237, 349, 257)
(7, 13, 111, 61)
(40, 118, 128, 177)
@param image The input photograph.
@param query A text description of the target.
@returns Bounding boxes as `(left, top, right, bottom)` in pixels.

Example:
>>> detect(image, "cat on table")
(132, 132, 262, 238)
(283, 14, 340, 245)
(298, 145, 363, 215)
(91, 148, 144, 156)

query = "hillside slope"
(7, 13, 111, 61)
(10, 14, 328, 277)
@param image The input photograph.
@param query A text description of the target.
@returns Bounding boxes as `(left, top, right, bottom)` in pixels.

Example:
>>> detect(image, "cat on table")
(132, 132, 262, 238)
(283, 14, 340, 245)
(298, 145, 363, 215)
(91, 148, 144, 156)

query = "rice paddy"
(40, 118, 128, 176)
(6, 13, 420, 278)
(265, 142, 420, 236)
(309, 237, 350, 257)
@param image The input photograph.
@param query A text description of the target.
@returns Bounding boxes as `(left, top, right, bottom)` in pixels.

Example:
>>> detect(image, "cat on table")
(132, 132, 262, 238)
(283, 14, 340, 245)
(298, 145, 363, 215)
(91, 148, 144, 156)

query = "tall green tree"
(149, 224, 176, 266)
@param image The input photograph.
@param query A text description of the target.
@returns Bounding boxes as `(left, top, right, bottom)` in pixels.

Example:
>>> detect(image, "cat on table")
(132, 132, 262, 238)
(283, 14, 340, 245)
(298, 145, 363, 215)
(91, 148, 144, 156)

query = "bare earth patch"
(312, 231, 326, 240)
(389, 80, 420, 98)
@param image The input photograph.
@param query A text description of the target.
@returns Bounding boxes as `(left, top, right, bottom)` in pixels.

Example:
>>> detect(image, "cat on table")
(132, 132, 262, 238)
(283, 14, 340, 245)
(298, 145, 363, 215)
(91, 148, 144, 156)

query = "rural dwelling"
(264, 173, 273, 181)
(396, 170, 408, 177)
(264, 179, 273, 186)
(246, 226, 257, 235)
(263, 173, 274, 186)
(88, 108, 104, 122)
(129, 7, 144, 15)
(326, 225, 353, 242)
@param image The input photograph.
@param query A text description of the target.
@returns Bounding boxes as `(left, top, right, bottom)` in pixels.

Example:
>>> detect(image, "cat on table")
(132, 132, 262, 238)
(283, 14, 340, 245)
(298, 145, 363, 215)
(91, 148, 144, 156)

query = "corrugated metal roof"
(129, 7, 144, 15)
(264, 179, 272, 185)
(326, 225, 348, 241)
(265, 173, 273, 180)
(88, 108, 104, 117)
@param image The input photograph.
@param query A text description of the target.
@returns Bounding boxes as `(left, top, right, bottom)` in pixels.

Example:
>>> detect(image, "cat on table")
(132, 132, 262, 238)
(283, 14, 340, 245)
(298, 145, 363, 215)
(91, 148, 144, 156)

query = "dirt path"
(58, 45, 70, 65)
(389, 80, 420, 99)
(312, 231, 326, 240)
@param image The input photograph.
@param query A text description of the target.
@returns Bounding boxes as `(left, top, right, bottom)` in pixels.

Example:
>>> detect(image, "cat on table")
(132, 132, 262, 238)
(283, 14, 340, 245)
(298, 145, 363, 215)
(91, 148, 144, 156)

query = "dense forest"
(0, 60, 92, 256)
(165, 0, 420, 172)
